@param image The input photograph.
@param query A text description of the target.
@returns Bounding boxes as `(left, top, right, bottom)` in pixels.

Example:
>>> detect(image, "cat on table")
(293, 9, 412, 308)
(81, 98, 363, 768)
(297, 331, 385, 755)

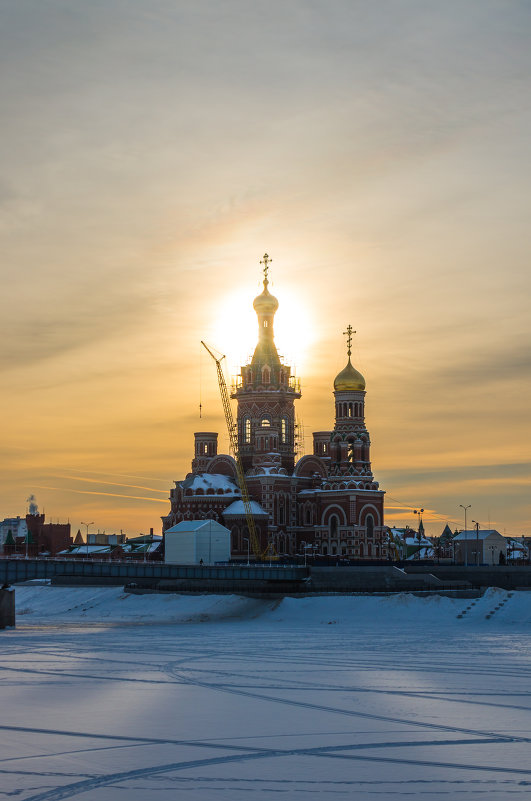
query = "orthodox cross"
(260, 253, 272, 283)
(343, 324, 355, 359)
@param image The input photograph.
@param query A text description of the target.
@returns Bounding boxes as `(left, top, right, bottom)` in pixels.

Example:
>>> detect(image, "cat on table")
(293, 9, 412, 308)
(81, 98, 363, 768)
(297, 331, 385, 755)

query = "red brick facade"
(163, 262, 386, 559)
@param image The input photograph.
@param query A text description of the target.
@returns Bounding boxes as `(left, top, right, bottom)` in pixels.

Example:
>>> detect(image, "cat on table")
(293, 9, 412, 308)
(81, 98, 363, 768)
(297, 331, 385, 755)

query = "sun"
(208, 284, 314, 379)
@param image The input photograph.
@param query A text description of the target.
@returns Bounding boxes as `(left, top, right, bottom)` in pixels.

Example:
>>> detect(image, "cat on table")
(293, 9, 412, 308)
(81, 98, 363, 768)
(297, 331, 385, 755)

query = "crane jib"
(201, 341, 262, 560)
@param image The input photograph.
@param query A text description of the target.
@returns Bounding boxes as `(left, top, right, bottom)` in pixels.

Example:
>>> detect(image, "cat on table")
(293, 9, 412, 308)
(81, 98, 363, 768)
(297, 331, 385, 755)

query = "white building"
(453, 529, 506, 565)
(164, 520, 231, 565)
(0, 516, 28, 550)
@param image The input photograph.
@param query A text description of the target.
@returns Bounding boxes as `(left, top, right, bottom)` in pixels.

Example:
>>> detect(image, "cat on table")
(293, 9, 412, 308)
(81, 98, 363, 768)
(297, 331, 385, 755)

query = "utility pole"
(472, 520, 480, 566)
(459, 504, 471, 567)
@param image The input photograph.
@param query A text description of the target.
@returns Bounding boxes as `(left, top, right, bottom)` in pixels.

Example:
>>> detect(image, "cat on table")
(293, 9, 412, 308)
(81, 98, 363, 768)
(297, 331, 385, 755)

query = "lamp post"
(413, 509, 424, 559)
(472, 520, 480, 566)
(243, 537, 250, 566)
(80, 522, 94, 558)
(459, 504, 471, 567)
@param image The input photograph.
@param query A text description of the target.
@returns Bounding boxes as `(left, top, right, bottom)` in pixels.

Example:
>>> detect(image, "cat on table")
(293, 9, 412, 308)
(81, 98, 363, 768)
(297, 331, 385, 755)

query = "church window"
(203, 444, 208, 454)
(347, 440, 354, 463)
(262, 367, 270, 383)
(264, 320, 268, 328)
(330, 515, 338, 538)
(261, 418, 271, 427)
(244, 418, 251, 444)
(348, 403, 353, 417)
(366, 515, 374, 538)
(281, 418, 287, 443)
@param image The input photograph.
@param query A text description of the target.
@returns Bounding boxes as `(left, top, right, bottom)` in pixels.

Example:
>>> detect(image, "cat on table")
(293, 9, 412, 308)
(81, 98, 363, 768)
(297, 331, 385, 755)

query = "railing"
(0, 558, 310, 584)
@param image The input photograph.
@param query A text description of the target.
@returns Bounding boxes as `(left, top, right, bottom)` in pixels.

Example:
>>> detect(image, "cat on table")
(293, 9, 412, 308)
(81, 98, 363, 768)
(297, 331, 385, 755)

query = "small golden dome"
(334, 359, 365, 392)
(253, 284, 279, 315)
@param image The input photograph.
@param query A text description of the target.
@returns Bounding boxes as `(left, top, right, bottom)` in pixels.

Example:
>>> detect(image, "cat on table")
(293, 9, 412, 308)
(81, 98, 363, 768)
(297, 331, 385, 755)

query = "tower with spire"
(162, 255, 386, 560)
(232, 253, 300, 475)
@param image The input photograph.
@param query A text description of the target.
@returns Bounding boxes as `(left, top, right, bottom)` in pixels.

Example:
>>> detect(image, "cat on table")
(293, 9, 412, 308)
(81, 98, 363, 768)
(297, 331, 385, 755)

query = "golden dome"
(253, 283, 279, 315)
(334, 358, 365, 392)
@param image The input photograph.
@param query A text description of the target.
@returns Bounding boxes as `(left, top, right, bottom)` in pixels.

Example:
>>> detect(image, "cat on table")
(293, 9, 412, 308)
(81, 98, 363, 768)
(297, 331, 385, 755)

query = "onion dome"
(253, 284, 279, 315)
(334, 323, 365, 391)
(253, 253, 278, 315)
(334, 359, 366, 391)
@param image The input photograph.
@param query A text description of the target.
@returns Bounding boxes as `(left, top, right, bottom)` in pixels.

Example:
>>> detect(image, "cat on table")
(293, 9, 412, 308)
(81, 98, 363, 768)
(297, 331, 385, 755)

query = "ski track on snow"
(2, 589, 531, 800)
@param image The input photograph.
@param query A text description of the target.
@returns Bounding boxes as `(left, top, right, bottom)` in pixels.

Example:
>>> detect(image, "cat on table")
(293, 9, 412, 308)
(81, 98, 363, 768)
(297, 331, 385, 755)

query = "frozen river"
(2, 586, 531, 800)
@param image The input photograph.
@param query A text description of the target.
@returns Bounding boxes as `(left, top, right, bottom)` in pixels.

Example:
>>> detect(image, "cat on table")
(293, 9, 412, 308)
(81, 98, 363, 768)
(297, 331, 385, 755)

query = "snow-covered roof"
(60, 545, 113, 555)
(165, 520, 230, 534)
(454, 529, 503, 541)
(131, 542, 161, 553)
(403, 536, 432, 547)
(223, 500, 269, 517)
(181, 473, 240, 495)
(406, 546, 434, 560)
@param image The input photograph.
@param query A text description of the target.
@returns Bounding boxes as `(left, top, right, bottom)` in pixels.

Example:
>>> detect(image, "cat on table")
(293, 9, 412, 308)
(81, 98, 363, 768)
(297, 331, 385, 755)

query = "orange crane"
(201, 341, 263, 561)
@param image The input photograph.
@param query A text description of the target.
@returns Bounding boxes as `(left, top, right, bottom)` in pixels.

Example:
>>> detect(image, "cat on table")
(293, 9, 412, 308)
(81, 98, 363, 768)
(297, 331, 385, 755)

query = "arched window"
(244, 418, 251, 444)
(262, 367, 270, 384)
(366, 514, 374, 538)
(347, 439, 354, 464)
(281, 418, 287, 443)
(330, 515, 339, 538)
(348, 403, 353, 417)
(261, 417, 271, 428)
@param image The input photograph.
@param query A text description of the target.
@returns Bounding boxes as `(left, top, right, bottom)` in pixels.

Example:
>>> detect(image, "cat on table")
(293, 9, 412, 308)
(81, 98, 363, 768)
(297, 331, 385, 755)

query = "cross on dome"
(343, 324, 356, 359)
(260, 253, 272, 286)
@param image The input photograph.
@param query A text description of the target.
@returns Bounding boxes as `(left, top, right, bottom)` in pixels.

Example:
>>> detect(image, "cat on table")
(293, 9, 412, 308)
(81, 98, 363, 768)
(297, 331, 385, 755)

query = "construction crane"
(201, 341, 263, 561)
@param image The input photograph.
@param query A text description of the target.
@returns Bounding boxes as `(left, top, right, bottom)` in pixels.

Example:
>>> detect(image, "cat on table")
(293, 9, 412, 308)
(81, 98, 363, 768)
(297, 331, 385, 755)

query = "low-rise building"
(453, 529, 506, 565)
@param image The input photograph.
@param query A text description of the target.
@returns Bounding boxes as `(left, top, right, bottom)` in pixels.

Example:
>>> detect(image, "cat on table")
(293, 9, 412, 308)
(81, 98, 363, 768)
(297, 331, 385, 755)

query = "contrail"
(50, 475, 168, 494)
(55, 467, 169, 484)
(34, 486, 166, 504)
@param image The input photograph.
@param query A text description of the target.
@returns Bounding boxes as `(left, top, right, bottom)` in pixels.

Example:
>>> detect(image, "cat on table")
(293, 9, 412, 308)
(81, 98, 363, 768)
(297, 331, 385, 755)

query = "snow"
(223, 499, 268, 516)
(3, 586, 531, 800)
(182, 473, 240, 494)
(454, 529, 503, 541)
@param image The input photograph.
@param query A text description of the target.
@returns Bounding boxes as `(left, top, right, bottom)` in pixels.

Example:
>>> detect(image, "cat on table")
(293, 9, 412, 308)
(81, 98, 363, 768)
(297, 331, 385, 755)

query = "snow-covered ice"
(2, 585, 531, 800)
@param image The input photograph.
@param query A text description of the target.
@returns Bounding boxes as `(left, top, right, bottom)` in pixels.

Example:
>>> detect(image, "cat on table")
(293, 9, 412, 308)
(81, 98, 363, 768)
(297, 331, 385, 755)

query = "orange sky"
(1, 1, 530, 538)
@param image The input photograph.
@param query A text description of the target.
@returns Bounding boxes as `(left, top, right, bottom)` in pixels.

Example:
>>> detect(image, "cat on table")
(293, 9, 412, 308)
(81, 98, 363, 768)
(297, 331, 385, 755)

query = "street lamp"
(80, 522, 94, 558)
(459, 504, 471, 567)
(472, 520, 480, 566)
(243, 537, 250, 566)
(413, 509, 424, 558)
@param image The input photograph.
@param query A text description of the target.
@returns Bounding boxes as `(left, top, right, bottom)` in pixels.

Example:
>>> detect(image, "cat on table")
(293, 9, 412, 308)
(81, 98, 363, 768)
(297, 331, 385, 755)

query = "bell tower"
(330, 325, 374, 481)
(231, 254, 301, 473)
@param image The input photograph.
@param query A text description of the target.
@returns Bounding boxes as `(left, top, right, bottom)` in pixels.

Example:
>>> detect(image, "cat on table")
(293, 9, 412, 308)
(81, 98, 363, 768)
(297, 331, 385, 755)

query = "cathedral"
(162, 256, 387, 560)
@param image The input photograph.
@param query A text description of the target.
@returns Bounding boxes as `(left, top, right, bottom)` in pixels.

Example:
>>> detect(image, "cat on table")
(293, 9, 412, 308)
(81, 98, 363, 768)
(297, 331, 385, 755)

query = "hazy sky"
(1, 0, 530, 537)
